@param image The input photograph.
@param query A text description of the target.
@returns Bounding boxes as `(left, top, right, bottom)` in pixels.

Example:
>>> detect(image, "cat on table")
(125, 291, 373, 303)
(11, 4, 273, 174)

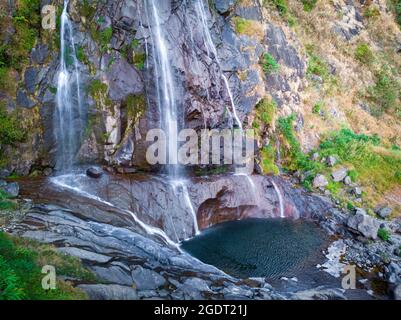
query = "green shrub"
(0, 104, 26, 146)
(312, 101, 323, 114)
(0, 190, 17, 211)
(301, 0, 318, 12)
(260, 143, 279, 175)
(367, 67, 400, 114)
(355, 43, 374, 65)
(261, 53, 280, 74)
(255, 98, 277, 125)
(378, 228, 390, 241)
(0, 232, 90, 300)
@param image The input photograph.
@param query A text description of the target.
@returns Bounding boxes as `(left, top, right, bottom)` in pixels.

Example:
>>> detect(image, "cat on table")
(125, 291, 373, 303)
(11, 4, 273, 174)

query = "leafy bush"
(301, 0, 318, 12)
(378, 228, 390, 241)
(255, 98, 277, 125)
(312, 101, 323, 114)
(261, 53, 280, 74)
(355, 43, 374, 65)
(0, 232, 90, 300)
(0, 190, 17, 211)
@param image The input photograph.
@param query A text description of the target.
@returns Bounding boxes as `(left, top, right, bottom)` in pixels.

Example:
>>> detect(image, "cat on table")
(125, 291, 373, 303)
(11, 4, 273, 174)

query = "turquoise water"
(182, 218, 326, 279)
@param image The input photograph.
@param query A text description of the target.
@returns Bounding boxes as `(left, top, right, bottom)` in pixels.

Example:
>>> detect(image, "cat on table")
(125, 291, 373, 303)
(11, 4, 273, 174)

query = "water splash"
(54, 0, 85, 172)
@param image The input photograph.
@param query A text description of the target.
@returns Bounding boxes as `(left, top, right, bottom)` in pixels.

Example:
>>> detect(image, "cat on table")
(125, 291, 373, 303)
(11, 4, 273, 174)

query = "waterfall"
(194, 0, 242, 129)
(54, 0, 84, 172)
(145, 0, 199, 236)
(271, 180, 285, 218)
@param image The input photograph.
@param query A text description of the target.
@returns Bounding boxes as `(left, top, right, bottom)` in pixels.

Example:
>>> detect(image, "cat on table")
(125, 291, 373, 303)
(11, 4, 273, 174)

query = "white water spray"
(55, 0, 84, 172)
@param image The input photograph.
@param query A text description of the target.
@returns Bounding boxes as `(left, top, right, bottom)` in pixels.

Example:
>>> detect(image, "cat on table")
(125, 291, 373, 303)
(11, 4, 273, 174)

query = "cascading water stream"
(55, 0, 84, 172)
(271, 180, 285, 218)
(194, 0, 242, 130)
(145, 0, 199, 236)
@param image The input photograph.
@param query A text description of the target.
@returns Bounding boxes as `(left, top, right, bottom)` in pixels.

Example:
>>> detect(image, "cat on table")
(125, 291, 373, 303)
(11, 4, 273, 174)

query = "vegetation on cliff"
(0, 232, 93, 300)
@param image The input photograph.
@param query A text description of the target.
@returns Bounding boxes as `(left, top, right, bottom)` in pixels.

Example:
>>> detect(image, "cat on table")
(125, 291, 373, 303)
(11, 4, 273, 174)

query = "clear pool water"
(182, 218, 326, 279)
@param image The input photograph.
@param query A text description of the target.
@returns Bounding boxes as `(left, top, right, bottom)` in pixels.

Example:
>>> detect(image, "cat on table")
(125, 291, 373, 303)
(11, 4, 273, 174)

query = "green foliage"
(301, 0, 318, 12)
(312, 101, 323, 114)
(277, 115, 320, 173)
(318, 128, 401, 196)
(260, 143, 279, 175)
(255, 98, 277, 125)
(0, 232, 89, 300)
(125, 94, 146, 124)
(133, 52, 146, 70)
(0, 103, 26, 146)
(389, 0, 401, 28)
(9, 0, 41, 70)
(367, 66, 400, 115)
(261, 53, 280, 74)
(0, 190, 17, 211)
(355, 43, 374, 65)
(88, 80, 112, 108)
(378, 228, 391, 241)
(306, 45, 329, 80)
(99, 27, 113, 52)
(78, 0, 96, 21)
(264, 0, 288, 16)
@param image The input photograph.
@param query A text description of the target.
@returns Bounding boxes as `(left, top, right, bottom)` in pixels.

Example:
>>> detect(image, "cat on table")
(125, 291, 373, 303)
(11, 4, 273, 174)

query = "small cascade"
(194, 0, 242, 129)
(172, 180, 200, 235)
(271, 179, 285, 218)
(54, 0, 85, 172)
(50, 174, 178, 248)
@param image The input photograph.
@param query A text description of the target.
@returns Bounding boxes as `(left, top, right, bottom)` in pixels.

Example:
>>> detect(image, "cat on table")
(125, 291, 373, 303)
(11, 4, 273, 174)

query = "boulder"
(131, 266, 166, 291)
(344, 176, 352, 185)
(326, 156, 337, 167)
(86, 167, 103, 179)
(16, 90, 36, 109)
(313, 174, 328, 188)
(0, 180, 7, 188)
(31, 44, 49, 65)
(347, 209, 380, 240)
(376, 207, 392, 219)
(332, 168, 348, 182)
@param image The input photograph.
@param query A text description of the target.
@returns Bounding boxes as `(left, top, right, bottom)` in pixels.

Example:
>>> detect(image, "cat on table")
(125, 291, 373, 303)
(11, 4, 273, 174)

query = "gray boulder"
(332, 168, 348, 182)
(313, 174, 328, 188)
(326, 156, 337, 167)
(347, 209, 380, 240)
(86, 167, 103, 179)
(376, 207, 392, 219)
(131, 266, 166, 291)
(16, 90, 36, 109)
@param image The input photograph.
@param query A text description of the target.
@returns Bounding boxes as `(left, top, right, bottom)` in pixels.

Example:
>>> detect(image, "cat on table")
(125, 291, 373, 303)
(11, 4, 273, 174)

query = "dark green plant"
(378, 228, 390, 241)
(261, 53, 280, 74)
(301, 0, 318, 12)
(355, 43, 374, 65)
(264, 0, 288, 16)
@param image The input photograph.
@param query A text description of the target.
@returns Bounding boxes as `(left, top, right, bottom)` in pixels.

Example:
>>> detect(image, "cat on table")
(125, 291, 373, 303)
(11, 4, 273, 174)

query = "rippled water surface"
(182, 218, 326, 279)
